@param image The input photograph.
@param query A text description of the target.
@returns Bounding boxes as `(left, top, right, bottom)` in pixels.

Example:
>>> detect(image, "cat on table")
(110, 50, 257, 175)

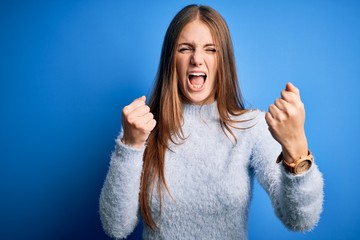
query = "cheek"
(206, 56, 217, 72)
(212, 57, 218, 71)
(209, 60, 218, 79)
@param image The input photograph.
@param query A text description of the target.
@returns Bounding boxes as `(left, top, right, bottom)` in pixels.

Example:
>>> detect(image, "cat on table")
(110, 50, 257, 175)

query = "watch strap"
(276, 150, 313, 174)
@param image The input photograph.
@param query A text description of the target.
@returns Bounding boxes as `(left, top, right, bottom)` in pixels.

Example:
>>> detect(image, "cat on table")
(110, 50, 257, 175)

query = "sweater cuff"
(111, 135, 145, 167)
(280, 159, 321, 186)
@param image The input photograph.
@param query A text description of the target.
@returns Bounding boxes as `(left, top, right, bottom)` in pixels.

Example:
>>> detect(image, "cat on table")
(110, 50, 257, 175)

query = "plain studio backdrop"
(1, 0, 359, 239)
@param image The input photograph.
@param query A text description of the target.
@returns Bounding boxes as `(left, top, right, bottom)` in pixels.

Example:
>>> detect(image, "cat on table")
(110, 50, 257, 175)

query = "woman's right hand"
(121, 96, 157, 148)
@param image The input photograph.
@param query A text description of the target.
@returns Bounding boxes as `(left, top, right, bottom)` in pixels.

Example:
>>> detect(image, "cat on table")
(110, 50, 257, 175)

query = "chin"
(187, 94, 213, 104)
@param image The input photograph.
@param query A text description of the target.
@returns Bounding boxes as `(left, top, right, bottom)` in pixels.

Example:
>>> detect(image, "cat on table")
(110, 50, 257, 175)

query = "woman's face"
(175, 20, 218, 104)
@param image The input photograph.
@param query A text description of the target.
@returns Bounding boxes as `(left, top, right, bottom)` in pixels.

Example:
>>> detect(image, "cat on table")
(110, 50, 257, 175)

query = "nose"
(190, 50, 203, 66)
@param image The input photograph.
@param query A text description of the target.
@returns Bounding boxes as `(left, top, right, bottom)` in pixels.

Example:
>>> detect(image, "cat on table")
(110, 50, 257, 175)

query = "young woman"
(99, 4, 323, 239)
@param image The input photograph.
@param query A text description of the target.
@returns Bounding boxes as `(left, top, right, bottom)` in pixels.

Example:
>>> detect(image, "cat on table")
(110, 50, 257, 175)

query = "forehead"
(178, 20, 214, 44)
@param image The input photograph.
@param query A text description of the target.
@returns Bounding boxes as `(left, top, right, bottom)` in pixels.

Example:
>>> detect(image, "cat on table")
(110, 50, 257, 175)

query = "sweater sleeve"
(250, 112, 324, 231)
(99, 133, 145, 239)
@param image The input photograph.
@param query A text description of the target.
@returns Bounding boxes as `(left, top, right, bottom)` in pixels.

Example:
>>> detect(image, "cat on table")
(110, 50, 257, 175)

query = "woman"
(99, 4, 323, 240)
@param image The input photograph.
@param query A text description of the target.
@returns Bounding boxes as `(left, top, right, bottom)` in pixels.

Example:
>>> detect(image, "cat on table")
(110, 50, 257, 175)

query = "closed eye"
(205, 48, 217, 53)
(178, 47, 192, 53)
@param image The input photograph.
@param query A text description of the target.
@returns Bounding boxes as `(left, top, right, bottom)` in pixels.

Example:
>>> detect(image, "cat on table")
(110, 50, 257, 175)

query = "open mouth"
(188, 72, 207, 89)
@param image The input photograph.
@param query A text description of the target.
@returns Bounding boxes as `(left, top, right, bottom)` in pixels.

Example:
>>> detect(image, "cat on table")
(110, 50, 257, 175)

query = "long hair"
(140, 4, 247, 229)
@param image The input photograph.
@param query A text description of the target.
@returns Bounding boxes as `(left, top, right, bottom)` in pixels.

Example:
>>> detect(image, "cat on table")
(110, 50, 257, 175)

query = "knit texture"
(99, 102, 323, 240)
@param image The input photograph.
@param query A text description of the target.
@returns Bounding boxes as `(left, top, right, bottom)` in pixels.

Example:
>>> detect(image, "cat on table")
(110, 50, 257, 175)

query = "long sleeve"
(250, 113, 324, 231)
(99, 135, 145, 239)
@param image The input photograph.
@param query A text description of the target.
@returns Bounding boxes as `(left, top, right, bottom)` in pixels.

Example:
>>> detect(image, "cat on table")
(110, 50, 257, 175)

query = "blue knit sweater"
(99, 102, 323, 240)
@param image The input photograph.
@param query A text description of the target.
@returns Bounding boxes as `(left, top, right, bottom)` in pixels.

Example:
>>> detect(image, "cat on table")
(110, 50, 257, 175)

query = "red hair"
(140, 4, 248, 229)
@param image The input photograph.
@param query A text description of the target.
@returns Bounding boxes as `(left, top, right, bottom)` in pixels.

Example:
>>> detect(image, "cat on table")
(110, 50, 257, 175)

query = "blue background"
(1, 0, 359, 239)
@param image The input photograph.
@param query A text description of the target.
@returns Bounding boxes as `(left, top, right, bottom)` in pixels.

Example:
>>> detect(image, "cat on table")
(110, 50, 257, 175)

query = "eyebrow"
(177, 43, 217, 47)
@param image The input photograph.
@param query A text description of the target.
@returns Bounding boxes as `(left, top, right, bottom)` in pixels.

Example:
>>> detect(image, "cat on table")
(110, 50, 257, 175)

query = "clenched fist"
(121, 96, 157, 148)
(265, 82, 308, 163)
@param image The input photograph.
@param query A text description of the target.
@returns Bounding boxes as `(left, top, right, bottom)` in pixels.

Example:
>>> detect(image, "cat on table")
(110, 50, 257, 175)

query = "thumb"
(129, 95, 146, 109)
(285, 82, 300, 96)
(137, 95, 146, 102)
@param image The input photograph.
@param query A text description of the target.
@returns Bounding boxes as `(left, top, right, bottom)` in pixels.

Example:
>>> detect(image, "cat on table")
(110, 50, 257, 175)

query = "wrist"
(276, 150, 313, 175)
(282, 147, 308, 164)
(281, 137, 308, 164)
(121, 137, 145, 149)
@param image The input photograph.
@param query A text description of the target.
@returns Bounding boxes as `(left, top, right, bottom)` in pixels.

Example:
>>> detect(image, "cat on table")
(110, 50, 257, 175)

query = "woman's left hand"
(265, 82, 308, 163)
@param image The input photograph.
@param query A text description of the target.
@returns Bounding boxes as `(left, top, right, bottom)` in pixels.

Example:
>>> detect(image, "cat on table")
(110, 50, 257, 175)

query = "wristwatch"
(276, 150, 313, 175)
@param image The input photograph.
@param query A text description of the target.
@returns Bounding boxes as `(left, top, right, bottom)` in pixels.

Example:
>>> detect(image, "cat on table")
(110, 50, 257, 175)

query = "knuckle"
(122, 105, 130, 115)
(133, 120, 143, 129)
(277, 114, 286, 122)
(265, 116, 272, 125)
(151, 119, 157, 126)
(287, 108, 297, 118)
(148, 112, 154, 119)
(146, 120, 156, 132)
(144, 105, 151, 112)
(127, 115, 136, 123)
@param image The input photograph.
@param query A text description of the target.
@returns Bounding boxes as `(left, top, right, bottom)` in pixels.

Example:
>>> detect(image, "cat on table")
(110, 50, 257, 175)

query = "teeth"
(189, 72, 206, 76)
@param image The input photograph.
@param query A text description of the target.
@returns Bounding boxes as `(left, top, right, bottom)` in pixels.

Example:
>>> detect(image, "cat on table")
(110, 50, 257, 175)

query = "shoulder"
(229, 109, 272, 144)
(230, 109, 266, 129)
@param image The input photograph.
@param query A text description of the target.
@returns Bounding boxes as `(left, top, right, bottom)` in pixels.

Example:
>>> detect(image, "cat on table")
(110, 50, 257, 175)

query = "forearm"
(251, 116, 323, 231)
(275, 162, 324, 231)
(99, 137, 145, 239)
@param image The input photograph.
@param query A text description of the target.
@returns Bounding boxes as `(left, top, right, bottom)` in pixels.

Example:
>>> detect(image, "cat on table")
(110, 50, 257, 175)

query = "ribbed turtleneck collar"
(182, 101, 219, 121)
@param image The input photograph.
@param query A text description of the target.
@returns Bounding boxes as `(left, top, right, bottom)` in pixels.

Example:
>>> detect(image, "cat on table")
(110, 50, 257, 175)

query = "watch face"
(295, 160, 312, 174)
